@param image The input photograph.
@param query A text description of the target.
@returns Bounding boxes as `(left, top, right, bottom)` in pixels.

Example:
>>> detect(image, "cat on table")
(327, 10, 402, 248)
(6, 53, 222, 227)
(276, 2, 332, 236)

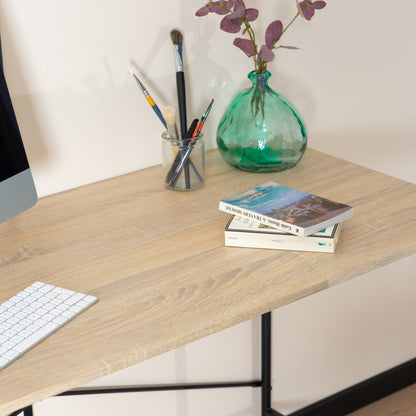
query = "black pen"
(186, 118, 199, 138)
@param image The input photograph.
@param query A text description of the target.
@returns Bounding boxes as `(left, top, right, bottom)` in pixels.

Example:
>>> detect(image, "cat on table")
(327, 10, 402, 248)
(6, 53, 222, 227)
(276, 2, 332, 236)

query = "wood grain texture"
(0, 149, 415, 415)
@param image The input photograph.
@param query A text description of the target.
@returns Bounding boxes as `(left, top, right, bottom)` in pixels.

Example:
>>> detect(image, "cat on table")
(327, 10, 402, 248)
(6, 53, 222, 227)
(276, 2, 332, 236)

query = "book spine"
(225, 232, 335, 253)
(219, 201, 304, 236)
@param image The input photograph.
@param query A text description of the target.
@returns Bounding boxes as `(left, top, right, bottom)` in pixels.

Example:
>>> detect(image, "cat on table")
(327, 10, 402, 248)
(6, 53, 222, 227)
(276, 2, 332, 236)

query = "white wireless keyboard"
(0, 281, 97, 371)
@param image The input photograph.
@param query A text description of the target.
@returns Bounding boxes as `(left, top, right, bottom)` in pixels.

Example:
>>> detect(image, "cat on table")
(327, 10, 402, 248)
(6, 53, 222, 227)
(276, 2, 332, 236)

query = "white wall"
(1, 0, 415, 415)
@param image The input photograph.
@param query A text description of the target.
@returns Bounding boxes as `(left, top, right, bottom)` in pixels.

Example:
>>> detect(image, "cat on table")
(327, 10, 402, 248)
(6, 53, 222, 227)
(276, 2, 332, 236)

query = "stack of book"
(219, 181, 353, 253)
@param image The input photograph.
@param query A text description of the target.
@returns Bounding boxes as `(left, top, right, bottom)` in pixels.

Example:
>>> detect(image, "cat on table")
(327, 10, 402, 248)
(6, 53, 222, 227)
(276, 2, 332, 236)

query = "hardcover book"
(225, 216, 342, 253)
(219, 181, 353, 237)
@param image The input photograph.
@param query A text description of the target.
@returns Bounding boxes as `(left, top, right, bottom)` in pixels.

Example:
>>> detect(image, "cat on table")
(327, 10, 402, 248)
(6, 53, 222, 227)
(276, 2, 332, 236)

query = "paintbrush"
(128, 66, 167, 129)
(161, 106, 178, 138)
(170, 29, 190, 188)
(170, 29, 187, 139)
(192, 99, 214, 140)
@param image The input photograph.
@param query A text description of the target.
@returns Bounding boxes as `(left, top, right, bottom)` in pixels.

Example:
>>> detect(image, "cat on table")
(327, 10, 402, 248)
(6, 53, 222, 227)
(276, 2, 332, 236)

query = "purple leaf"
(208, 2, 229, 15)
(312, 1, 326, 9)
(303, 7, 315, 20)
(244, 8, 259, 22)
(195, 6, 210, 16)
(232, 0, 246, 18)
(231, 0, 245, 8)
(258, 44, 275, 63)
(297, 0, 325, 20)
(297, 0, 307, 13)
(265, 20, 283, 49)
(220, 15, 242, 33)
(207, 3, 223, 14)
(297, 0, 313, 20)
(233, 38, 255, 57)
(213, 7, 229, 15)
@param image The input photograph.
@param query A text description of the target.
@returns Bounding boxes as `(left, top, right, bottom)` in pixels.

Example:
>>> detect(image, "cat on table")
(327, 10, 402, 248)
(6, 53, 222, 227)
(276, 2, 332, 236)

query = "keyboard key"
(65, 293, 86, 305)
(53, 316, 68, 325)
(10, 335, 24, 344)
(0, 323, 12, 331)
(26, 324, 41, 333)
(0, 357, 10, 368)
(3, 350, 19, 360)
(3, 329, 17, 338)
(13, 322, 60, 353)
(2, 341, 16, 349)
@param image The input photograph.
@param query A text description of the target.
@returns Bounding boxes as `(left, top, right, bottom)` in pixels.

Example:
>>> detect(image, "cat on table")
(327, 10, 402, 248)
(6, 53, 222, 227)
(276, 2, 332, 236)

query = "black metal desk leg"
(262, 312, 284, 416)
(23, 406, 33, 416)
(9, 406, 33, 416)
(261, 312, 272, 415)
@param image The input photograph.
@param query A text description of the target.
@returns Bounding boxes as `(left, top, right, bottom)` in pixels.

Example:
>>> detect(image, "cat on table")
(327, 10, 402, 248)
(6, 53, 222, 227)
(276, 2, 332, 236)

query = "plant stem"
(241, 19, 259, 72)
(258, 11, 301, 73)
(275, 11, 300, 47)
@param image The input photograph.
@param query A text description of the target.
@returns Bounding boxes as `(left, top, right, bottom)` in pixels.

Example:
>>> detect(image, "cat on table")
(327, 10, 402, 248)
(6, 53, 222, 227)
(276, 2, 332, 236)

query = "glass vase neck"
(248, 70, 271, 89)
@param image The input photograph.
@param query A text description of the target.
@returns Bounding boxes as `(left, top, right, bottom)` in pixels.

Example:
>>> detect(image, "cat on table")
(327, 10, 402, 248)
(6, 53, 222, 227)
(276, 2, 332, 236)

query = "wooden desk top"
(1, 149, 415, 414)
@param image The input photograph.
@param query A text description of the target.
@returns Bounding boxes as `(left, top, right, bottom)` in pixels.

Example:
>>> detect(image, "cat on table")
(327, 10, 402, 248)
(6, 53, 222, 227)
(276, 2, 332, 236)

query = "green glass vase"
(217, 71, 307, 172)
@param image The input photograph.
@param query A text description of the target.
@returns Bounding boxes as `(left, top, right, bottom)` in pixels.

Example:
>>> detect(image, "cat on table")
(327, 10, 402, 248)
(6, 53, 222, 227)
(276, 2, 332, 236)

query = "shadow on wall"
(130, 13, 239, 151)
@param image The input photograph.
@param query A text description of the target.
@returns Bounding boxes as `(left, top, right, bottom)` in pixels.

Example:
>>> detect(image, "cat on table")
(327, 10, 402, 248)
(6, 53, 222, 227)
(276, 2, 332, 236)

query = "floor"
(348, 383, 416, 416)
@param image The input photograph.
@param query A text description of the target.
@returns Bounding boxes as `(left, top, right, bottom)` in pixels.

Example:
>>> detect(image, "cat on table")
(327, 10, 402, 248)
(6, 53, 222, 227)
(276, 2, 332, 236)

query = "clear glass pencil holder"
(161, 132, 205, 191)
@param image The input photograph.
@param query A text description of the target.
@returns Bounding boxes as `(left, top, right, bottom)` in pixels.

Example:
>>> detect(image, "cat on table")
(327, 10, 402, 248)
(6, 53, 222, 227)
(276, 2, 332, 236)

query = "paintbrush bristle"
(162, 106, 177, 137)
(162, 106, 175, 125)
(170, 29, 183, 47)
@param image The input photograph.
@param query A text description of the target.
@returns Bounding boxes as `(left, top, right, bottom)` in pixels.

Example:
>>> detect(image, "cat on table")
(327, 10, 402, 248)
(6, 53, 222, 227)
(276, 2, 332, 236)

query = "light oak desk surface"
(1, 149, 415, 415)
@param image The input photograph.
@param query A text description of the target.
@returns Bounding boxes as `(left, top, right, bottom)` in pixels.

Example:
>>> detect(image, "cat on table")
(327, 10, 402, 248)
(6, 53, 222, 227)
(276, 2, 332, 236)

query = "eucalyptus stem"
(258, 11, 301, 73)
(277, 11, 300, 46)
(242, 20, 258, 71)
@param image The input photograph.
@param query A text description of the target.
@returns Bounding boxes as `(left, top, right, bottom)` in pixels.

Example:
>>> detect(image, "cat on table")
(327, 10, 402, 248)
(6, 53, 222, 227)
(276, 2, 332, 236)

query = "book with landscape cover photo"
(219, 181, 353, 237)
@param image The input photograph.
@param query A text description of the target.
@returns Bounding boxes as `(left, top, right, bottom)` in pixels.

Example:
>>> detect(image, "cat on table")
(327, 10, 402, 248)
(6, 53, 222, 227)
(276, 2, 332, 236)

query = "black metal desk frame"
(11, 312, 416, 416)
